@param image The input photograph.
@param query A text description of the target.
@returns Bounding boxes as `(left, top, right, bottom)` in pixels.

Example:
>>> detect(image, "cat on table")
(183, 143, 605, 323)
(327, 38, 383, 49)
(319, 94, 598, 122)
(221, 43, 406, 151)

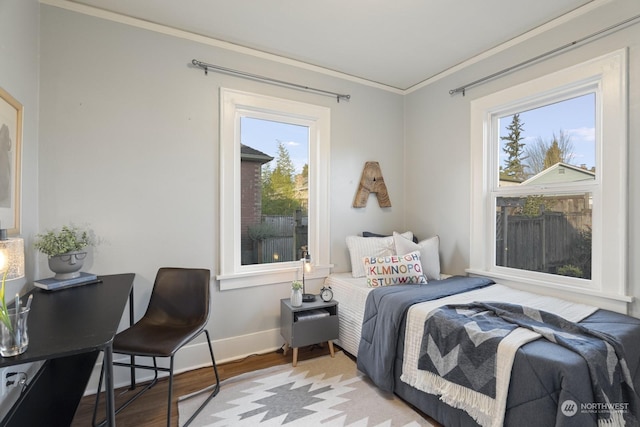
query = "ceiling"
(65, 0, 596, 90)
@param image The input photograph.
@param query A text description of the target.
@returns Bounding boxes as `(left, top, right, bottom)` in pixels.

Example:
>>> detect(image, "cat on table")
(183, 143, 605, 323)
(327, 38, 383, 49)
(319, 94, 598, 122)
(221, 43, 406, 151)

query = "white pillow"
(364, 250, 428, 287)
(393, 232, 440, 281)
(346, 231, 413, 278)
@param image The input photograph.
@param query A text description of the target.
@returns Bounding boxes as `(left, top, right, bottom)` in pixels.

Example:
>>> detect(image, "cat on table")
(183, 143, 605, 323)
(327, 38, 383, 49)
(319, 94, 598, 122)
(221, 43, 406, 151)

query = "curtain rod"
(449, 13, 640, 96)
(191, 59, 351, 103)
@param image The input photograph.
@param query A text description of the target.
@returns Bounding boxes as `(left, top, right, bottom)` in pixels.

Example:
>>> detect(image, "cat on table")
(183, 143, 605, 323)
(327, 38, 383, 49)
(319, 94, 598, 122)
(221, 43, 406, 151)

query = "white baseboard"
(83, 327, 283, 395)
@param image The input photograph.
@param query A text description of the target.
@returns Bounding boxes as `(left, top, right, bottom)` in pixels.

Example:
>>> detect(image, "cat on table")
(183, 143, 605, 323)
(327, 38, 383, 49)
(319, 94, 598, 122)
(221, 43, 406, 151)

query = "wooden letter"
(353, 161, 391, 208)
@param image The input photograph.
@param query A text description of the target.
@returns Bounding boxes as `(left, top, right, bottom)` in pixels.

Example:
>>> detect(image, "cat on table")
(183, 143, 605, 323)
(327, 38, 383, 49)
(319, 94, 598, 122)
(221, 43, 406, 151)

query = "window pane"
(495, 193, 592, 279)
(240, 117, 309, 266)
(498, 93, 596, 187)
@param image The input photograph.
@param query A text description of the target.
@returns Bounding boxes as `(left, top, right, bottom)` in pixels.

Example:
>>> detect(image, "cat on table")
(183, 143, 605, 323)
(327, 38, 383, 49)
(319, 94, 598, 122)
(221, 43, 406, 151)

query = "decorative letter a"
(353, 161, 391, 208)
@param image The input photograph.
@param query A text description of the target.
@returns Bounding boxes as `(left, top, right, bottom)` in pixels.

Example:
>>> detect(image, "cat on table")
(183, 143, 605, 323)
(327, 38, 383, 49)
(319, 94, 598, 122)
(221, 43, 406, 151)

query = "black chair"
(93, 267, 220, 427)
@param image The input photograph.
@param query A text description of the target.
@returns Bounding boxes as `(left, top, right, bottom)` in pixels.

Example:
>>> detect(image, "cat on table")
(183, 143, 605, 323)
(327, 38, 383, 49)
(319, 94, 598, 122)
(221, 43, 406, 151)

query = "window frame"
(468, 49, 629, 308)
(218, 88, 331, 290)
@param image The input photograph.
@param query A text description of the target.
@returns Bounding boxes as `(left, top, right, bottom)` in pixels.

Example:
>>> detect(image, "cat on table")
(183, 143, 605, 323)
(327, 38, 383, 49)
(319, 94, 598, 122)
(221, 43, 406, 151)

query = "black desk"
(0, 273, 134, 427)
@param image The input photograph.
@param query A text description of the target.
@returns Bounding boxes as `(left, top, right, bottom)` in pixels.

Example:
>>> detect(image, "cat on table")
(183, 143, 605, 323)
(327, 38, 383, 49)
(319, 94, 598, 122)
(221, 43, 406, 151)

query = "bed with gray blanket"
(356, 276, 640, 427)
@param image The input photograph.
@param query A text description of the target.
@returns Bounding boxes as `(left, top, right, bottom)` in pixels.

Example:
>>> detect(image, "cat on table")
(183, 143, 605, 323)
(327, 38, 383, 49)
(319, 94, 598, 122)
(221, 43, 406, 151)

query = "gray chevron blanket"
(418, 302, 640, 427)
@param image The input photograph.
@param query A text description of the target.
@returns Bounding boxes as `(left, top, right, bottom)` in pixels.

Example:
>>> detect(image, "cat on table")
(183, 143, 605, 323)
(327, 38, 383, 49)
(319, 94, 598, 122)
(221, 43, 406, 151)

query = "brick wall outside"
(241, 161, 262, 264)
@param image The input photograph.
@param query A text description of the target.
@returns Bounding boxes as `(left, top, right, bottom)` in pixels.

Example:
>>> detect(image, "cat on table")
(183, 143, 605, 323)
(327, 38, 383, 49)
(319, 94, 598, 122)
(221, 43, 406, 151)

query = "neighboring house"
(522, 162, 594, 217)
(499, 162, 595, 214)
(240, 144, 273, 265)
(499, 174, 523, 187)
(521, 162, 596, 185)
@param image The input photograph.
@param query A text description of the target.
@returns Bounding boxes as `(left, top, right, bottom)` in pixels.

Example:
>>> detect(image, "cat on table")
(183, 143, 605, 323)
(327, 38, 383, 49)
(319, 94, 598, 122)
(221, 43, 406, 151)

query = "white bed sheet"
(325, 272, 452, 357)
(324, 273, 373, 357)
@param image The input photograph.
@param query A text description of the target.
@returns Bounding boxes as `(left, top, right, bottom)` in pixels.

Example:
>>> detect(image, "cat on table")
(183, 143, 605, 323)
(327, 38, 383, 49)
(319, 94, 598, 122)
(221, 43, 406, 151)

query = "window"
(239, 117, 309, 267)
(469, 50, 629, 307)
(496, 94, 595, 280)
(219, 89, 331, 290)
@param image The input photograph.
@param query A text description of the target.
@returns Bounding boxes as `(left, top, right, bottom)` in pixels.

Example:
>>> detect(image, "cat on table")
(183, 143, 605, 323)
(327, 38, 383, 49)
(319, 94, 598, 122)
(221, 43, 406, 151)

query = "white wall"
(38, 5, 406, 387)
(0, 0, 40, 416)
(404, 0, 640, 315)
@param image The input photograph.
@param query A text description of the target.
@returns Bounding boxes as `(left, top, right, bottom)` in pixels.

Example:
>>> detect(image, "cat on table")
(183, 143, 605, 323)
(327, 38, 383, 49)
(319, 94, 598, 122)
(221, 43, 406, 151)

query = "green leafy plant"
(34, 225, 94, 257)
(0, 248, 19, 332)
(557, 264, 583, 278)
(0, 271, 11, 331)
(291, 280, 303, 290)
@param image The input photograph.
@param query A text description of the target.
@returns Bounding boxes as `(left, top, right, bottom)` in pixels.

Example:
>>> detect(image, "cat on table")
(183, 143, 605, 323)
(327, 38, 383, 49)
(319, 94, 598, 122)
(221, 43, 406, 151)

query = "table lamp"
(0, 227, 25, 283)
(301, 251, 315, 302)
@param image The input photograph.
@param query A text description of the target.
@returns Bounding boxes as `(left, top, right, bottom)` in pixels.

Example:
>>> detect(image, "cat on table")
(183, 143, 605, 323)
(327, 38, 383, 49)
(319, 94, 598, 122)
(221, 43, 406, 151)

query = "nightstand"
(280, 298, 339, 366)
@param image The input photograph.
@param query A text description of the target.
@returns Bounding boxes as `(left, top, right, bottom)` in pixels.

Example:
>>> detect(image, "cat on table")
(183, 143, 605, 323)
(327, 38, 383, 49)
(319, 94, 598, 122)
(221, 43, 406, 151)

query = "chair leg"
(129, 354, 136, 390)
(92, 356, 160, 427)
(115, 357, 160, 415)
(182, 329, 221, 427)
(93, 330, 221, 427)
(167, 356, 174, 427)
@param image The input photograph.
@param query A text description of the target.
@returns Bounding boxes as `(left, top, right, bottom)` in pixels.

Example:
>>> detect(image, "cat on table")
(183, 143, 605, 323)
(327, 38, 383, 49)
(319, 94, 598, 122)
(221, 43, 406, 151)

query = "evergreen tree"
(501, 113, 527, 181)
(261, 142, 302, 215)
(271, 142, 295, 197)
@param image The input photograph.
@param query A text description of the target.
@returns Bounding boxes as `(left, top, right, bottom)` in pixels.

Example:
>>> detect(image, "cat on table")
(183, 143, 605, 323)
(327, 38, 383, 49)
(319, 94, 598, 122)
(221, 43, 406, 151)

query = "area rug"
(178, 351, 435, 426)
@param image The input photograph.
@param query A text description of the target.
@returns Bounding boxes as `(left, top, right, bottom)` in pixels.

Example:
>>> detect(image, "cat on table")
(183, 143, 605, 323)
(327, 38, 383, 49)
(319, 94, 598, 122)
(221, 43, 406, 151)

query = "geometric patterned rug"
(178, 351, 436, 426)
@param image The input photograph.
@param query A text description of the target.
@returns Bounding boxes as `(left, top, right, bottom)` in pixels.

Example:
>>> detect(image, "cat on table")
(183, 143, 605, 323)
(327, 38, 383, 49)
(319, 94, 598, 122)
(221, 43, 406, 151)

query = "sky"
(240, 117, 309, 173)
(499, 92, 596, 172)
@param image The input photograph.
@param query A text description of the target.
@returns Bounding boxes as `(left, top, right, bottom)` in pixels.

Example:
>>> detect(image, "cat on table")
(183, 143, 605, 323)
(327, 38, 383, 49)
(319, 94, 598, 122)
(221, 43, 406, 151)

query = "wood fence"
(496, 211, 591, 275)
(257, 212, 308, 263)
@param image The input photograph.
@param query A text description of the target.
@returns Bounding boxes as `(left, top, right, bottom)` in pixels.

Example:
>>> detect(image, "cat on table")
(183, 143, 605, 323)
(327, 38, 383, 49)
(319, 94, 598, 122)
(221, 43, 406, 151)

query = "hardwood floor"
(71, 345, 334, 427)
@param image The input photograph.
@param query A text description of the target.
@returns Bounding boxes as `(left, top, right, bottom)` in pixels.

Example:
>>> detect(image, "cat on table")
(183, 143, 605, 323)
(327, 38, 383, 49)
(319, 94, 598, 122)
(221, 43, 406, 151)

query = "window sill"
(465, 268, 632, 314)
(218, 265, 333, 290)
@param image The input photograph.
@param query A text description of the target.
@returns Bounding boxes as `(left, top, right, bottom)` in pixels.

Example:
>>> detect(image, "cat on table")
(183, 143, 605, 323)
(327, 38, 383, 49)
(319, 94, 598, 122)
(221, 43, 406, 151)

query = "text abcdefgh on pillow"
(364, 250, 428, 287)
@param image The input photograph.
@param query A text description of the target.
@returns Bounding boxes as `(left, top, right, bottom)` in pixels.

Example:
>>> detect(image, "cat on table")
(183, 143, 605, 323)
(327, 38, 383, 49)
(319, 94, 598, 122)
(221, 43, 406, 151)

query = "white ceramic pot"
(290, 288, 303, 307)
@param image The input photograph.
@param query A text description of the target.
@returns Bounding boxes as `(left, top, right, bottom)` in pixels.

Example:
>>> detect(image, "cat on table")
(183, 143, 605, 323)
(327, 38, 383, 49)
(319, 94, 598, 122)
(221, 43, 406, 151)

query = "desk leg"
(104, 345, 116, 426)
(129, 285, 136, 389)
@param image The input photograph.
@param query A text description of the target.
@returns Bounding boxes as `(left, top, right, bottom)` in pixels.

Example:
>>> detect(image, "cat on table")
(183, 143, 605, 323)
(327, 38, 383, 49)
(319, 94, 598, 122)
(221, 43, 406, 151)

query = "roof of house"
(521, 162, 595, 185)
(241, 144, 274, 164)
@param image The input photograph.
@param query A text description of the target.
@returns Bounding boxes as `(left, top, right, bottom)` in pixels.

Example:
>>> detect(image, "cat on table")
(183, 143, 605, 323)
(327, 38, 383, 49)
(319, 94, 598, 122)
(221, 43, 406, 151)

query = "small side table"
(280, 298, 339, 366)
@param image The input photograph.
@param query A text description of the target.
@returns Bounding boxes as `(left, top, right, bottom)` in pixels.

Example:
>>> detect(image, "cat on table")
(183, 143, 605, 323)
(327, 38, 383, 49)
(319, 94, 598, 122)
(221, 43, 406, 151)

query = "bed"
(326, 232, 640, 427)
(326, 273, 640, 427)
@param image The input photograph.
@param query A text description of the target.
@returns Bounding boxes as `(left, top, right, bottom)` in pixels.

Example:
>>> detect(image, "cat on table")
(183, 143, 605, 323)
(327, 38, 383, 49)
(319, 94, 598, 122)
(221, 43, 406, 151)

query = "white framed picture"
(0, 86, 22, 235)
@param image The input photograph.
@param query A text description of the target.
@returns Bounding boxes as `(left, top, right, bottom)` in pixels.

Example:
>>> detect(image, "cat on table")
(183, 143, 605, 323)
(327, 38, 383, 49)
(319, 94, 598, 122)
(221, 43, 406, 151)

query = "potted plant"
(290, 280, 303, 307)
(34, 225, 94, 280)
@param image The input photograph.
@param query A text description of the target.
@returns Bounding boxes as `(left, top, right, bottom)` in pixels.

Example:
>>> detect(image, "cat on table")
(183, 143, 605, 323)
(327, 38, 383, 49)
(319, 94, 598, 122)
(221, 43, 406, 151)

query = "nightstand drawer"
(291, 314, 339, 348)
